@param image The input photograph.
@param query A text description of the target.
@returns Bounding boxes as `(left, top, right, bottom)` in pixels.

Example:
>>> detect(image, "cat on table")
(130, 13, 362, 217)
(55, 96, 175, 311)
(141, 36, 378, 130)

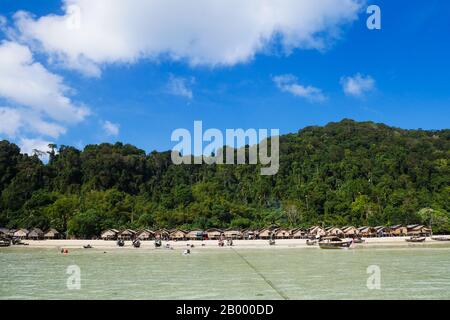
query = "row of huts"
(0, 228, 61, 240)
(0, 224, 432, 241)
(100, 224, 433, 241)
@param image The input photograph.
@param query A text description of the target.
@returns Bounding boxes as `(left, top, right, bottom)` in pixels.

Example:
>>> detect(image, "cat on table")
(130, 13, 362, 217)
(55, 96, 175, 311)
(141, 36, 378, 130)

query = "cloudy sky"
(0, 0, 449, 154)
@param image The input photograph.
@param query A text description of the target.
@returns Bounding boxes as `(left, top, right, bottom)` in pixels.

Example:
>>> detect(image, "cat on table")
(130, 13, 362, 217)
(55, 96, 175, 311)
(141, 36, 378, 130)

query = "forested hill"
(1, 119, 449, 237)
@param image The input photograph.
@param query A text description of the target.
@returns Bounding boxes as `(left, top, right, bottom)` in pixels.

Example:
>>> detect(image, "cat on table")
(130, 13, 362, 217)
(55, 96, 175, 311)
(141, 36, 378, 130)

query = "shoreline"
(3, 236, 450, 250)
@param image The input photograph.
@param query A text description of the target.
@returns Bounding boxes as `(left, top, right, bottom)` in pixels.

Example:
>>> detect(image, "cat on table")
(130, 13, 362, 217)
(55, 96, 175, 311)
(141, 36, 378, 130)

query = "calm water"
(1, 245, 450, 299)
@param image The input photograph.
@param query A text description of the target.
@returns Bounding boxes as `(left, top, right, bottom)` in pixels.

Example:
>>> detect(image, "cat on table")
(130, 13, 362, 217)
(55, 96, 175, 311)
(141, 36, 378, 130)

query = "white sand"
(7, 236, 450, 250)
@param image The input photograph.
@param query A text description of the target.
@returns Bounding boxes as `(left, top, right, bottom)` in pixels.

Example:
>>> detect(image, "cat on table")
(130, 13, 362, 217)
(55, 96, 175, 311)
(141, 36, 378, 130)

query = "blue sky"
(0, 0, 449, 154)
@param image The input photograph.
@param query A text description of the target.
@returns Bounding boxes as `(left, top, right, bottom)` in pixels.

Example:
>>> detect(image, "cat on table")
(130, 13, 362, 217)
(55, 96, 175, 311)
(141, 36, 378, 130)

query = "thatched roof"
(28, 228, 44, 237)
(44, 228, 60, 237)
(120, 229, 137, 236)
(274, 228, 291, 235)
(187, 230, 204, 236)
(14, 229, 29, 237)
(206, 228, 223, 233)
(137, 229, 155, 239)
(101, 229, 119, 237)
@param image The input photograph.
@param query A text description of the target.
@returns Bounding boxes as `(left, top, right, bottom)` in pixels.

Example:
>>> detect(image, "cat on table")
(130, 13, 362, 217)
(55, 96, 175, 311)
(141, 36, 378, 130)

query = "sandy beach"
(5, 236, 450, 250)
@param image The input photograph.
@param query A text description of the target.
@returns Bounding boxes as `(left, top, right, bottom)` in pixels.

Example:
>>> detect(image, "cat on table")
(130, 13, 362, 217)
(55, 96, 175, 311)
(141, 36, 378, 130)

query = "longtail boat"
(319, 237, 352, 249)
(405, 236, 426, 243)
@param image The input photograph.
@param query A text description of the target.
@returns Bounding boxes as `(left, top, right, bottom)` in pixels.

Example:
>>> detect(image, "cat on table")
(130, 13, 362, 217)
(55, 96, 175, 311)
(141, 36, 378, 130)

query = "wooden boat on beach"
(132, 239, 141, 248)
(405, 236, 426, 243)
(431, 236, 450, 241)
(306, 239, 317, 246)
(318, 237, 352, 249)
(0, 238, 11, 247)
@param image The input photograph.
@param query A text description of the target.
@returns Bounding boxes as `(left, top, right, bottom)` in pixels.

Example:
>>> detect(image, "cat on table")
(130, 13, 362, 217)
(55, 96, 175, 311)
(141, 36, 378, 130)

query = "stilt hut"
(358, 226, 376, 237)
(407, 225, 432, 236)
(242, 229, 258, 240)
(308, 226, 326, 238)
(224, 229, 243, 240)
(258, 225, 279, 239)
(101, 229, 119, 240)
(326, 227, 344, 237)
(291, 228, 306, 239)
(119, 229, 137, 240)
(374, 226, 388, 237)
(170, 229, 187, 241)
(0, 228, 9, 238)
(274, 228, 292, 239)
(13, 229, 29, 239)
(155, 229, 170, 240)
(342, 226, 360, 238)
(187, 230, 205, 241)
(389, 225, 407, 236)
(28, 228, 44, 240)
(44, 228, 61, 239)
(137, 229, 155, 240)
(206, 228, 223, 240)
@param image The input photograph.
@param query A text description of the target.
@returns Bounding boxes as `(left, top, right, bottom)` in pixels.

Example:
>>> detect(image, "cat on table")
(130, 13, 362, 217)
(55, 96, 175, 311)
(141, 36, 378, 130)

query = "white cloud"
(0, 107, 22, 137)
(273, 74, 326, 102)
(12, 0, 363, 76)
(340, 73, 375, 97)
(0, 41, 89, 123)
(0, 41, 88, 140)
(167, 75, 194, 99)
(0, 107, 66, 138)
(18, 138, 53, 159)
(102, 120, 120, 136)
(0, 15, 6, 29)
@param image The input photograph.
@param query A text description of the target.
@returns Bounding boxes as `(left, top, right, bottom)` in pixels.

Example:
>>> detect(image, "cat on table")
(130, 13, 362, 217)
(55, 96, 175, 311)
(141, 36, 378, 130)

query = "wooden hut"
(274, 228, 292, 239)
(326, 227, 344, 237)
(358, 226, 376, 237)
(374, 226, 388, 237)
(389, 225, 407, 236)
(170, 229, 187, 241)
(44, 228, 61, 239)
(13, 229, 29, 239)
(258, 225, 278, 239)
(205, 228, 223, 240)
(291, 228, 306, 239)
(28, 228, 44, 240)
(187, 230, 205, 240)
(224, 229, 243, 240)
(342, 226, 360, 237)
(242, 229, 258, 240)
(308, 226, 326, 237)
(119, 229, 137, 240)
(0, 228, 9, 237)
(155, 229, 170, 240)
(101, 229, 119, 240)
(137, 229, 155, 240)
(407, 225, 432, 236)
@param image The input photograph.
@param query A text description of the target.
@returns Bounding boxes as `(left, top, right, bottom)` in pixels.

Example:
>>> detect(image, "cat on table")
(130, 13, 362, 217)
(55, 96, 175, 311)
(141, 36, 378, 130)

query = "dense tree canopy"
(1, 119, 449, 238)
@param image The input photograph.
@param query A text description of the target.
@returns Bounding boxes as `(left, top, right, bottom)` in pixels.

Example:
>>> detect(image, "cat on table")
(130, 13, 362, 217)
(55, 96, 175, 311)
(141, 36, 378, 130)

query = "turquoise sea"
(1, 245, 450, 299)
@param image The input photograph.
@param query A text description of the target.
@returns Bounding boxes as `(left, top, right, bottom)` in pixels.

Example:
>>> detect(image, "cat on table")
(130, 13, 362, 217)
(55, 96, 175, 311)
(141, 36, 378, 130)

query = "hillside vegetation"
(1, 119, 449, 237)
